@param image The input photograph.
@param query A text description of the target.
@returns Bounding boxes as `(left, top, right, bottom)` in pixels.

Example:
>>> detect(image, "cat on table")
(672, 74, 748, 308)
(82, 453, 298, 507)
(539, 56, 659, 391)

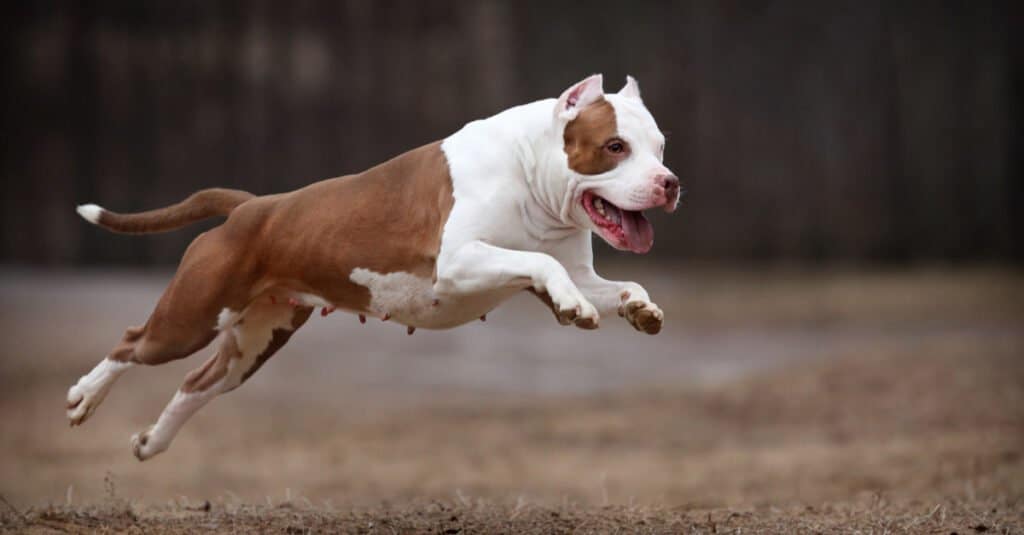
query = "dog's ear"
(555, 74, 604, 121)
(618, 75, 642, 102)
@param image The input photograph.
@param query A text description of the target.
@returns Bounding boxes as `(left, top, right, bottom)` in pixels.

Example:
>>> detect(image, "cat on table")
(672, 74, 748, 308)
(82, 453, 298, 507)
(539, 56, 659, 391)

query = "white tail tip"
(76, 204, 104, 224)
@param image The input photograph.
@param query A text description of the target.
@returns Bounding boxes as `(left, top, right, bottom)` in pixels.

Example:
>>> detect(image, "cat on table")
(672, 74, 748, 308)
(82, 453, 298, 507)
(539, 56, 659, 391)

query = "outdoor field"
(1, 267, 1021, 533)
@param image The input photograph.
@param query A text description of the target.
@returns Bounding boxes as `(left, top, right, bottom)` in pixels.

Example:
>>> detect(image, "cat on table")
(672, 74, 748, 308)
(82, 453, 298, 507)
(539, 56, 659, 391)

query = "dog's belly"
(347, 268, 513, 329)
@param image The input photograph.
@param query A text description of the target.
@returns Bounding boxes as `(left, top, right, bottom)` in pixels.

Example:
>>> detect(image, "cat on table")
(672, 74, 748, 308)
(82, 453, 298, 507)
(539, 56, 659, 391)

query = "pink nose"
(654, 173, 682, 213)
(657, 173, 680, 198)
(659, 173, 675, 191)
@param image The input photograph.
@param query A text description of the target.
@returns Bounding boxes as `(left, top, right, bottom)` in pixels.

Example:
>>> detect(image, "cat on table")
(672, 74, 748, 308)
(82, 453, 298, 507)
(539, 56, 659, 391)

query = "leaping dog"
(68, 74, 681, 460)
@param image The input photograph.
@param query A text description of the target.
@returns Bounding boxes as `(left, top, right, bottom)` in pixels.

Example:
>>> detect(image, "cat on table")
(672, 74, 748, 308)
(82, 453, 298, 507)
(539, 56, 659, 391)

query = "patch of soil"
(4, 499, 1022, 534)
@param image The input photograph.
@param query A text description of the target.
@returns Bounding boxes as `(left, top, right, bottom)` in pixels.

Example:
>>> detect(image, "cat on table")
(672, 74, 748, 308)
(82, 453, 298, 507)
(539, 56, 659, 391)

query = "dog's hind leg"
(66, 305, 219, 426)
(65, 341, 137, 426)
(130, 302, 312, 461)
(67, 231, 240, 426)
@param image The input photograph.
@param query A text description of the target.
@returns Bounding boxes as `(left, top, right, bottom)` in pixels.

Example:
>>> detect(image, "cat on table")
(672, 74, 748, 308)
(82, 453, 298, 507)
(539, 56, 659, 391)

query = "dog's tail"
(76, 188, 255, 234)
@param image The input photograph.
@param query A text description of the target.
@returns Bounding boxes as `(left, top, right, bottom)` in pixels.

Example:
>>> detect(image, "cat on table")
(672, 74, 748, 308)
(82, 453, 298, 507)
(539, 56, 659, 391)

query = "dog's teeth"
(595, 198, 606, 216)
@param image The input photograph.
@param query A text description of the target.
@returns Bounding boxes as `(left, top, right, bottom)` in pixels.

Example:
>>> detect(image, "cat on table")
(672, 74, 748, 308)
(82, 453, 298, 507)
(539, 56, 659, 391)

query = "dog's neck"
(515, 101, 586, 241)
(442, 98, 589, 244)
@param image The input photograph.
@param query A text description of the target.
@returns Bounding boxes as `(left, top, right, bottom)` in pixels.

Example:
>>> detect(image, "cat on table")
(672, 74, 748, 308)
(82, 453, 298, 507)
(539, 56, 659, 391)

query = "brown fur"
(96, 188, 255, 234)
(563, 99, 619, 175)
(106, 141, 454, 375)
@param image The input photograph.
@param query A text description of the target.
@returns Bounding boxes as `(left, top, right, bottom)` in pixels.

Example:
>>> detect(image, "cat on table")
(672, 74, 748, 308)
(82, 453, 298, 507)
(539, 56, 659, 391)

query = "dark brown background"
(2, 0, 1020, 266)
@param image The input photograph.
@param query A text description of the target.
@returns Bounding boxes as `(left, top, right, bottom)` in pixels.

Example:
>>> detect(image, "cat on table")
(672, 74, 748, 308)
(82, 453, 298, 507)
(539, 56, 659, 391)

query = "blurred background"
(1, 0, 1020, 265)
(1, 0, 1022, 527)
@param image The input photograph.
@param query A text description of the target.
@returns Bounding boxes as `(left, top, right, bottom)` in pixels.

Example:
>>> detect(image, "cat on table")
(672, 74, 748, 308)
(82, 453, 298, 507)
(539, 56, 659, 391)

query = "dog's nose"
(657, 174, 680, 198)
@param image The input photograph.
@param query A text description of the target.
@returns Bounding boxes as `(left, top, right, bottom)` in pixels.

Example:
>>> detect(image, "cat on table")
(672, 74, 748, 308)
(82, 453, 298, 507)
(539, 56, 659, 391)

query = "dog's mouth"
(581, 190, 654, 254)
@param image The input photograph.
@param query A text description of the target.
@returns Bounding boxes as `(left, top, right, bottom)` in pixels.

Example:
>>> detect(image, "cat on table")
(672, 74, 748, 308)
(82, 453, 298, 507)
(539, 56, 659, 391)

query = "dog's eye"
(606, 141, 626, 154)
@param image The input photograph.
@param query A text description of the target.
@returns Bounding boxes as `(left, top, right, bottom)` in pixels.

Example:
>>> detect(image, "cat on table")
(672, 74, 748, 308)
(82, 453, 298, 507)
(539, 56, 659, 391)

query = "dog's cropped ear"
(555, 74, 604, 122)
(618, 75, 642, 102)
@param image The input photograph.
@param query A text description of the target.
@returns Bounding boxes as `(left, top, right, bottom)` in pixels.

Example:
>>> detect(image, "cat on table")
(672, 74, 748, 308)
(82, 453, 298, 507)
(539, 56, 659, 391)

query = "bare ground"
(1, 267, 1022, 533)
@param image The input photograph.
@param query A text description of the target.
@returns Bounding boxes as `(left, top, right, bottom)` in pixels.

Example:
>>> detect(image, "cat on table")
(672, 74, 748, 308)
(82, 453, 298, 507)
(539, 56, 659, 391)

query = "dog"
(68, 74, 681, 460)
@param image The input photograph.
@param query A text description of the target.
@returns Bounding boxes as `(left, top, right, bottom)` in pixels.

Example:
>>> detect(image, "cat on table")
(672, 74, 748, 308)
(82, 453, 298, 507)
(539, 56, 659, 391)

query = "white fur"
(434, 75, 667, 328)
(230, 304, 294, 366)
(557, 74, 605, 121)
(618, 75, 643, 102)
(67, 358, 133, 425)
(76, 204, 103, 224)
(131, 389, 208, 460)
(216, 308, 240, 330)
(349, 267, 509, 329)
(350, 268, 433, 320)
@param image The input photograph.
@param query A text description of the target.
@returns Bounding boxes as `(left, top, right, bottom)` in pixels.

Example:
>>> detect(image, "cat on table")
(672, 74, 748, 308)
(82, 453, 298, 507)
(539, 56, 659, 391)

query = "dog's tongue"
(620, 210, 653, 253)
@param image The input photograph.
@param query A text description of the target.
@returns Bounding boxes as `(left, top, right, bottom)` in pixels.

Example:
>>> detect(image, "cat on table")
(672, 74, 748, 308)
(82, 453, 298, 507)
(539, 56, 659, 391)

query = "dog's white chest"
(349, 268, 509, 329)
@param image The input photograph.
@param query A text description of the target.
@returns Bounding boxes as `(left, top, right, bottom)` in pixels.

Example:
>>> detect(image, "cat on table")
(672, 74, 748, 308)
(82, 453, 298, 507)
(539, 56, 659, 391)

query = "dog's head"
(554, 74, 680, 254)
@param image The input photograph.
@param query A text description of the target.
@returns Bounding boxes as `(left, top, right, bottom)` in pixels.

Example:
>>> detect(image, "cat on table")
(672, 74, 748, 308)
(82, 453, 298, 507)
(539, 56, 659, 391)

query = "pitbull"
(69, 74, 680, 460)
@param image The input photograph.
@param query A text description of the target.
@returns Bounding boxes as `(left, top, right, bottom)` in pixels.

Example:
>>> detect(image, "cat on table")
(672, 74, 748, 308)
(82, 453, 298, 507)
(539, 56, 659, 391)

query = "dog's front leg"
(545, 232, 663, 334)
(569, 267, 663, 335)
(435, 240, 599, 329)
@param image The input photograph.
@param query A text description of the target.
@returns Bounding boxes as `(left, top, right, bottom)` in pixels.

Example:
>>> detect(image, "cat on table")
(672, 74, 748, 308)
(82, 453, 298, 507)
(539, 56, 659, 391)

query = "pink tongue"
(620, 210, 654, 253)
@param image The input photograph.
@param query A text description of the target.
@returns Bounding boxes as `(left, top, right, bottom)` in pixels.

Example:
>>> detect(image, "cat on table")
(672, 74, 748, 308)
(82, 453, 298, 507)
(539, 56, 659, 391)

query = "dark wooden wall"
(1, 0, 1019, 265)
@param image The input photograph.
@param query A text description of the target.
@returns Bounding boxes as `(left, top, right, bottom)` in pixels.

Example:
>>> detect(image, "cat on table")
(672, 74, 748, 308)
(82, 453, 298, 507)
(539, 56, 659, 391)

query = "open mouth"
(581, 190, 654, 254)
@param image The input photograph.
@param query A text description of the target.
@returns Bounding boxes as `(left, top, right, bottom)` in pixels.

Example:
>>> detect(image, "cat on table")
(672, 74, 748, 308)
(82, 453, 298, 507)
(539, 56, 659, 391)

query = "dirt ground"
(1, 267, 1022, 533)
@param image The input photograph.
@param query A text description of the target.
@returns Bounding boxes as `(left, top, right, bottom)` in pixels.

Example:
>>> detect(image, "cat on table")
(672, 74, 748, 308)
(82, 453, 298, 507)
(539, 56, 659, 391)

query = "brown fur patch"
(246, 140, 455, 311)
(105, 141, 454, 372)
(563, 100, 619, 175)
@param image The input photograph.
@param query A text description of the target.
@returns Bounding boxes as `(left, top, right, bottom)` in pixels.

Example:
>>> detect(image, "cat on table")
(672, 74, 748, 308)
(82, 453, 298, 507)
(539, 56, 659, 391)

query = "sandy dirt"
(1, 267, 1021, 533)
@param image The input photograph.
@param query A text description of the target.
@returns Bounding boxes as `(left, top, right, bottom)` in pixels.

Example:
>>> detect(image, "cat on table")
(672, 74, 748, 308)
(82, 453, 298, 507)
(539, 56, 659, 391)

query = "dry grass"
(3, 498, 1021, 534)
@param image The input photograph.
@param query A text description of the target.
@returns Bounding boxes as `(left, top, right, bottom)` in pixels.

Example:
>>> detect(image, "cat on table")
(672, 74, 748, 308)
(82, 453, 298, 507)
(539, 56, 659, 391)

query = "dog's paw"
(130, 426, 158, 461)
(66, 359, 131, 427)
(66, 382, 107, 427)
(620, 300, 663, 334)
(544, 280, 600, 330)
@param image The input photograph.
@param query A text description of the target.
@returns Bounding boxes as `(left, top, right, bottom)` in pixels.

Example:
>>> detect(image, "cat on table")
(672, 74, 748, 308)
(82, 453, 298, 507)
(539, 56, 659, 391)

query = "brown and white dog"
(69, 74, 681, 460)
